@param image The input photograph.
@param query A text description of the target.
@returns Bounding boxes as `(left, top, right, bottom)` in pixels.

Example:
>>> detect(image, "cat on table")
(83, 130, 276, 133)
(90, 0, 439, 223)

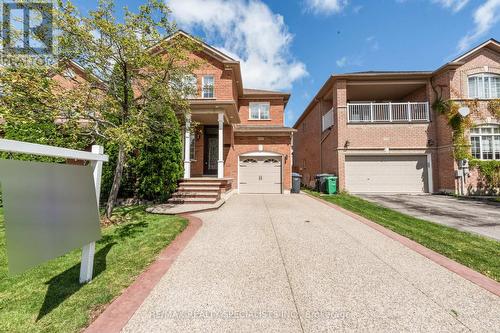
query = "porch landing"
(146, 200, 225, 215)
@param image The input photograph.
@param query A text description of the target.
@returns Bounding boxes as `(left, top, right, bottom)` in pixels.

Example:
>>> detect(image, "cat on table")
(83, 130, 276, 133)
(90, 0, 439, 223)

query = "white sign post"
(0, 139, 108, 284)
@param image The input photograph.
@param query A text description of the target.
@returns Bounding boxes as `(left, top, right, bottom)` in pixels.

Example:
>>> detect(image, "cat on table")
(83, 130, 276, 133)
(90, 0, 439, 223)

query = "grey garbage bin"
(292, 173, 302, 194)
(315, 174, 336, 193)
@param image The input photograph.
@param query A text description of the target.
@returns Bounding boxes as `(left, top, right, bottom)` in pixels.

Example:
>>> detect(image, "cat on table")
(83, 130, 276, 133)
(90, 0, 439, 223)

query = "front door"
(204, 126, 218, 176)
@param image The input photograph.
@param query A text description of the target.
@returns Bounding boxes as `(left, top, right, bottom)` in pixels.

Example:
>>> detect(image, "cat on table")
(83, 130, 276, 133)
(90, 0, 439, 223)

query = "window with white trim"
(202, 75, 214, 98)
(62, 69, 76, 80)
(468, 73, 500, 99)
(470, 125, 500, 160)
(184, 133, 196, 160)
(249, 102, 270, 120)
(190, 134, 196, 160)
(183, 75, 197, 98)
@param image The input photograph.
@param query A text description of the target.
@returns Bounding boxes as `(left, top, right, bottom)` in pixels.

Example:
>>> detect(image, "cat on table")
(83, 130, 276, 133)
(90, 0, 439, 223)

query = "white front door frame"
(217, 112, 224, 179)
(183, 113, 191, 179)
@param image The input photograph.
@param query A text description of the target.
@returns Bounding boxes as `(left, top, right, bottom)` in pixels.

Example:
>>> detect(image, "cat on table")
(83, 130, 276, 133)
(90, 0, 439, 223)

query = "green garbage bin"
(325, 176, 337, 194)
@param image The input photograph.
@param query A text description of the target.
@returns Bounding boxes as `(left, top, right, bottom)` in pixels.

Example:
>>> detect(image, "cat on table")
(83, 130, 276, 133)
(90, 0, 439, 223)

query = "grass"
(0, 206, 187, 333)
(306, 190, 500, 282)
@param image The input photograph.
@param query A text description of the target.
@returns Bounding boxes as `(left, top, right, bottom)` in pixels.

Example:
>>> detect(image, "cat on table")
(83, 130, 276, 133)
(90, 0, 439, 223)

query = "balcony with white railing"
(322, 108, 334, 132)
(347, 102, 430, 123)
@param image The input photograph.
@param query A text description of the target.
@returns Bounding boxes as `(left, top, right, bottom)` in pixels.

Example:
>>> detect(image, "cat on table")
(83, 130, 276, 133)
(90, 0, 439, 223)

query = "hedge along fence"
(469, 160, 500, 195)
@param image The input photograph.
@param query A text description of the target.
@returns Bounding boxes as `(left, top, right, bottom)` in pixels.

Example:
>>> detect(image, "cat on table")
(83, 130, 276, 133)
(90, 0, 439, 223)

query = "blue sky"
(73, 0, 500, 126)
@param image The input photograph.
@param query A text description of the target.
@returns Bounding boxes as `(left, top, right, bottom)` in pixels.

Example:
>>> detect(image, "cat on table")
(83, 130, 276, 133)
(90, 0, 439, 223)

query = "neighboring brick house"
(293, 39, 499, 195)
(159, 31, 294, 203)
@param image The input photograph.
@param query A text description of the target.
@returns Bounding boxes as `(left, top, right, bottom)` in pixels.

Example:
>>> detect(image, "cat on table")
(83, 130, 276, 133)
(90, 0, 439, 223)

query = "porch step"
(178, 186, 221, 192)
(181, 178, 231, 183)
(168, 197, 219, 204)
(179, 182, 223, 187)
(168, 178, 232, 206)
(172, 191, 220, 199)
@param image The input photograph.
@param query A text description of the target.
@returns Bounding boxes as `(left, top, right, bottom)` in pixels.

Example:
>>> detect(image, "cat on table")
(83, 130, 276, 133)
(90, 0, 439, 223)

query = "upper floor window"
(468, 73, 500, 99)
(62, 69, 76, 80)
(202, 75, 214, 98)
(470, 125, 500, 160)
(249, 102, 270, 120)
(183, 75, 197, 98)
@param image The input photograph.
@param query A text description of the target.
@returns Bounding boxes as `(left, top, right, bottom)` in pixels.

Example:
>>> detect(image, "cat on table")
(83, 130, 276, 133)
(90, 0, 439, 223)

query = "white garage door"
(345, 155, 429, 193)
(239, 156, 282, 194)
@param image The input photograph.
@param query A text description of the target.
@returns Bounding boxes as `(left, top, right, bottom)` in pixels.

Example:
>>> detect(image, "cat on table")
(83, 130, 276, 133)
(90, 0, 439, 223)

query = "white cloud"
(366, 36, 380, 51)
(353, 5, 363, 13)
(432, 0, 469, 12)
(168, 0, 307, 91)
(336, 57, 348, 67)
(458, 0, 500, 52)
(304, 0, 349, 15)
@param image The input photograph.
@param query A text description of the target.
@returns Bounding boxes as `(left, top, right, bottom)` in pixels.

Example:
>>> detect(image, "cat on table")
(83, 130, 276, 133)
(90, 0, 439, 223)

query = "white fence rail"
(347, 102, 429, 123)
(322, 108, 334, 132)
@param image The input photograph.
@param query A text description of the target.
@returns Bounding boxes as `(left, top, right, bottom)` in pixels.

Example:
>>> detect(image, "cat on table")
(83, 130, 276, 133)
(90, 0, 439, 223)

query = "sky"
(73, 0, 500, 127)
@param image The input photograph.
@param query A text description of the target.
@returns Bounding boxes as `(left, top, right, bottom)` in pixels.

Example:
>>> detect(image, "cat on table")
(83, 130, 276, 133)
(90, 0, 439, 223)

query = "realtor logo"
(2, 0, 53, 55)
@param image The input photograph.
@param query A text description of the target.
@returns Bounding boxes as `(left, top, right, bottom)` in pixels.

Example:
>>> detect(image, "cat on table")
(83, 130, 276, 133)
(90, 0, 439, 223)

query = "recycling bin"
(292, 173, 302, 194)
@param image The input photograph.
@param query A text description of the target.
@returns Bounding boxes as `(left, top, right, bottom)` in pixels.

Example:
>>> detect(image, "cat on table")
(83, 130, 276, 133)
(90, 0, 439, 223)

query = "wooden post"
(79, 145, 104, 284)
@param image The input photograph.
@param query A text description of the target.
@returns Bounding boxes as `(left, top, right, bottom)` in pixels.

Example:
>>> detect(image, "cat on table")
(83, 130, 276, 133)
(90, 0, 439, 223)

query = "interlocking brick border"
(85, 214, 203, 333)
(305, 193, 500, 297)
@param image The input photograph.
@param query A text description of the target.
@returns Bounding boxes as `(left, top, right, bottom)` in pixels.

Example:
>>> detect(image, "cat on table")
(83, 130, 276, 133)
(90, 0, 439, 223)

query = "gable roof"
(151, 30, 291, 103)
(449, 38, 500, 63)
(155, 30, 239, 63)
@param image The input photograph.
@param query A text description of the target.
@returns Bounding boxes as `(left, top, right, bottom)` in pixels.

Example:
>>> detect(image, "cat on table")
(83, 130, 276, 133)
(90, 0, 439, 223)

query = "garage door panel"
(345, 155, 428, 193)
(239, 156, 282, 194)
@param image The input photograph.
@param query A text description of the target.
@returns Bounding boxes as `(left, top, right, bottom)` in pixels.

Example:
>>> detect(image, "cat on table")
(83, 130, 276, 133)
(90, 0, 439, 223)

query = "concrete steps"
(168, 178, 226, 205)
(168, 197, 219, 204)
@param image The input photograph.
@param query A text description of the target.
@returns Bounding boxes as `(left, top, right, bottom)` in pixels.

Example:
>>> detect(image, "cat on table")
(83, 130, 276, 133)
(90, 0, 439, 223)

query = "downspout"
(318, 98, 322, 173)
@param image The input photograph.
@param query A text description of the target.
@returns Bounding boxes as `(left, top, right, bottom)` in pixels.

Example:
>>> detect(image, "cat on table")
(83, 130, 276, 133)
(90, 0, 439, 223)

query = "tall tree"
(55, 0, 198, 217)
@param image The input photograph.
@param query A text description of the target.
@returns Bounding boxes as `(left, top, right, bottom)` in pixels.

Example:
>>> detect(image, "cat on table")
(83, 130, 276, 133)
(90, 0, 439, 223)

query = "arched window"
(242, 158, 258, 164)
(470, 125, 500, 160)
(468, 73, 500, 99)
(263, 158, 280, 164)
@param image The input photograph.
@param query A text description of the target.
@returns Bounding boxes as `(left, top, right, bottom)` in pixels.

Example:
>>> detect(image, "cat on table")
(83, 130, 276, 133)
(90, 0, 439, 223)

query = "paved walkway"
(360, 194, 500, 241)
(123, 194, 500, 332)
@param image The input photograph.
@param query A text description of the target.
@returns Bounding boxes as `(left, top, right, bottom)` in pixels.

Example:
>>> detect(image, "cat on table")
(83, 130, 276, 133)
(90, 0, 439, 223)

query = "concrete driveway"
(124, 194, 499, 332)
(359, 194, 500, 241)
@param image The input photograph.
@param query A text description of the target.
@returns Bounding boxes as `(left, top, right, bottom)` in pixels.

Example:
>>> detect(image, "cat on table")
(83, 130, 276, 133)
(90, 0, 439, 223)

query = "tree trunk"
(106, 145, 126, 218)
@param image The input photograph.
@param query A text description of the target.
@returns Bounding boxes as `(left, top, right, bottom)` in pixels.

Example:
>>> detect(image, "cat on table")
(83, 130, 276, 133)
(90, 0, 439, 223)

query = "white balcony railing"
(322, 108, 334, 132)
(347, 102, 430, 123)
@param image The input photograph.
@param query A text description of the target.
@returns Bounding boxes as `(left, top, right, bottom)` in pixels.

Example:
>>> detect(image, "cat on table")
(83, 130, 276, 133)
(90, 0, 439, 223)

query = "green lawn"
(0, 206, 187, 333)
(306, 191, 500, 282)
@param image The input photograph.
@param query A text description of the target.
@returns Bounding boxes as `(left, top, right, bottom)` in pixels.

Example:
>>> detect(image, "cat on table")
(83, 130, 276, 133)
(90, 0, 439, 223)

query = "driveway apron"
(123, 194, 500, 332)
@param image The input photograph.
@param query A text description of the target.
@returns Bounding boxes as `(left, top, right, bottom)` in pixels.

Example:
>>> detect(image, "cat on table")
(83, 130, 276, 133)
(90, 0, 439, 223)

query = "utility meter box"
(459, 159, 469, 169)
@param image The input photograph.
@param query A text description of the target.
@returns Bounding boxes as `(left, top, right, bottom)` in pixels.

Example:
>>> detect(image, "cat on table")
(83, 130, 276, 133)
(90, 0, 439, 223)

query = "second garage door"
(345, 155, 429, 193)
(239, 156, 282, 194)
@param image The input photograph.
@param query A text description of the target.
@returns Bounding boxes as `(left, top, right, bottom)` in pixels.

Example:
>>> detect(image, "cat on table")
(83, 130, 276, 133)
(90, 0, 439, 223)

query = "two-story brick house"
(293, 39, 499, 195)
(160, 31, 294, 204)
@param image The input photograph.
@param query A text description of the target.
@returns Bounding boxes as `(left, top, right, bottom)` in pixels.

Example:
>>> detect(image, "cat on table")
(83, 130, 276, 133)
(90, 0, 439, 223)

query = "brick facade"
(293, 39, 499, 194)
(180, 32, 293, 193)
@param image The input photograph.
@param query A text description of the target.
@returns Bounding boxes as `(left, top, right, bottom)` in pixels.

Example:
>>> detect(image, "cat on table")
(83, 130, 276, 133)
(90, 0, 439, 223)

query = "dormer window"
(249, 102, 270, 120)
(468, 73, 500, 99)
(202, 75, 214, 98)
